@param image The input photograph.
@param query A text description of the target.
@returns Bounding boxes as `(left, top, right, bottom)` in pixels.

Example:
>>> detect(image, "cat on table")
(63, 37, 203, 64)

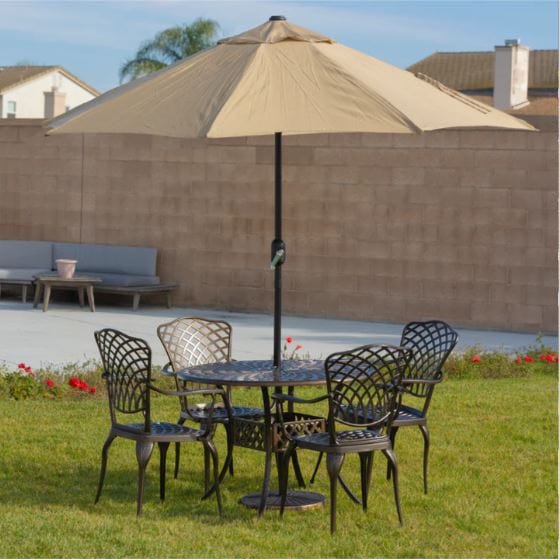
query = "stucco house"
(408, 42, 557, 118)
(0, 65, 99, 119)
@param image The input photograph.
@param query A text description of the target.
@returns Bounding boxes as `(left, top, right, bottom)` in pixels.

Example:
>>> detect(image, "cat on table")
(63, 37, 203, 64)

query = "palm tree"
(119, 18, 220, 83)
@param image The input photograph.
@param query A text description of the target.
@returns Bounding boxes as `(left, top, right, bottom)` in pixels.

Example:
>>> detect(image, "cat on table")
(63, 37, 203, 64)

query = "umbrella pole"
(272, 131, 285, 368)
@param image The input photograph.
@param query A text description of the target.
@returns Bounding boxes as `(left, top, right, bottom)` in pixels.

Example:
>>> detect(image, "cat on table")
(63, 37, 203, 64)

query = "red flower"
(69, 377, 80, 388)
(295, 344, 303, 350)
(79, 381, 89, 391)
(24, 366, 32, 373)
(513, 357, 522, 364)
(470, 356, 481, 363)
(286, 337, 293, 344)
(524, 356, 534, 363)
(45, 379, 55, 388)
(89, 387, 96, 395)
(17, 362, 26, 369)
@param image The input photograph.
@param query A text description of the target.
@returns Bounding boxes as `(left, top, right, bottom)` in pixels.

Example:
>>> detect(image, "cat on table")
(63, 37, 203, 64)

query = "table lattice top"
(177, 359, 326, 387)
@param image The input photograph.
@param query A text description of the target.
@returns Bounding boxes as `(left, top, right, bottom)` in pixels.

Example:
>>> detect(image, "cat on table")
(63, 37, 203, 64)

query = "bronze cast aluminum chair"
(387, 320, 458, 494)
(157, 317, 263, 482)
(274, 344, 411, 533)
(94, 328, 225, 515)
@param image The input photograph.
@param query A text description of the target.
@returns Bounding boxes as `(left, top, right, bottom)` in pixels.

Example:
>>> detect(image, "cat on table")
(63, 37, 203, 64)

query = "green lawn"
(0, 375, 556, 558)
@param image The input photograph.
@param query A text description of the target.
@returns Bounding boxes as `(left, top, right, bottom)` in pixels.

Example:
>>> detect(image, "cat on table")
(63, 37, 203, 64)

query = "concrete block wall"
(0, 120, 556, 332)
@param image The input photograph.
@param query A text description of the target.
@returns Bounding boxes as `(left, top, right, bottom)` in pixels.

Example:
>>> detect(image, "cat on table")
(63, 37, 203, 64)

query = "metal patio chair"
(157, 317, 263, 482)
(387, 320, 459, 494)
(274, 344, 411, 533)
(309, 320, 459, 495)
(94, 328, 224, 515)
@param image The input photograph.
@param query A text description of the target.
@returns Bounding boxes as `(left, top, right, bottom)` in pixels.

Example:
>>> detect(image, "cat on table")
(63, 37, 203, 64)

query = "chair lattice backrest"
(157, 317, 232, 405)
(399, 320, 458, 398)
(157, 317, 232, 369)
(94, 328, 152, 429)
(324, 344, 411, 440)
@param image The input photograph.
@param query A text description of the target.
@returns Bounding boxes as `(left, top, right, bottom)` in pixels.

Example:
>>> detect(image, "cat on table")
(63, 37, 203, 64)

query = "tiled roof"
(407, 49, 558, 90)
(0, 66, 99, 96)
(470, 95, 558, 116)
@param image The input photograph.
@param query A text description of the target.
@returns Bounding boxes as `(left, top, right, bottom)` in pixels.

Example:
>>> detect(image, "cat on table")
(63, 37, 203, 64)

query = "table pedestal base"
(240, 490, 325, 511)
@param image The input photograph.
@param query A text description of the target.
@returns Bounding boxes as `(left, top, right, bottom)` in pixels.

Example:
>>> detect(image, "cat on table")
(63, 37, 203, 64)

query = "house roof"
(407, 49, 558, 90)
(0, 66, 100, 96)
(470, 95, 557, 116)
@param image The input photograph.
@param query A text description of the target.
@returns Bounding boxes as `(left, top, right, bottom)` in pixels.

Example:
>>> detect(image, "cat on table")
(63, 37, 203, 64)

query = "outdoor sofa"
(0, 240, 176, 309)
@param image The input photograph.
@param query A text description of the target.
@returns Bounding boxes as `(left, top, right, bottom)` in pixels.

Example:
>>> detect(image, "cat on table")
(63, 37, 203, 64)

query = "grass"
(0, 373, 556, 558)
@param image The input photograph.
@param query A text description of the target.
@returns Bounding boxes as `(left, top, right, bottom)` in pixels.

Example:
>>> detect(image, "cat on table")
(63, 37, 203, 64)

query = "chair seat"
(114, 421, 205, 442)
(186, 405, 264, 422)
(393, 404, 426, 426)
(294, 429, 391, 453)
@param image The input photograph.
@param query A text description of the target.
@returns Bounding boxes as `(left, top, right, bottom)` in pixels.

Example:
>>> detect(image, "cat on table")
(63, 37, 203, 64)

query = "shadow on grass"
(0, 455, 268, 524)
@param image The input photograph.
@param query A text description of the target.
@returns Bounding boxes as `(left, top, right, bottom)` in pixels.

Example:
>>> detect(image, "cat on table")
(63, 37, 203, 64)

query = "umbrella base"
(240, 490, 325, 511)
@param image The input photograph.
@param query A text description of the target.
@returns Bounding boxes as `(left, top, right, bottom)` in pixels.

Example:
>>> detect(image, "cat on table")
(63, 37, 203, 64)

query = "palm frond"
(118, 18, 220, 83)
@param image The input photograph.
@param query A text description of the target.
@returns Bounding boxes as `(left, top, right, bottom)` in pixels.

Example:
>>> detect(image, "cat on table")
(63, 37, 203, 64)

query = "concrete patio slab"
(0, 300, 556, 369)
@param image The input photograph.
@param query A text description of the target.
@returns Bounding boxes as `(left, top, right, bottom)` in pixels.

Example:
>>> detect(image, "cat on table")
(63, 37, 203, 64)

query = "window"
(6, 100, 16, 118)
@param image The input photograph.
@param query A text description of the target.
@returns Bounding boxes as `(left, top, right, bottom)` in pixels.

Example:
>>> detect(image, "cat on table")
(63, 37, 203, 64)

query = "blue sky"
(0, 0, 556, 92)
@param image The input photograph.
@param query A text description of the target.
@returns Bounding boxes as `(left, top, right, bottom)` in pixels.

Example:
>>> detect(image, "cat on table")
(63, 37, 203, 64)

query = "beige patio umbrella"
(46, 16, 535, 365)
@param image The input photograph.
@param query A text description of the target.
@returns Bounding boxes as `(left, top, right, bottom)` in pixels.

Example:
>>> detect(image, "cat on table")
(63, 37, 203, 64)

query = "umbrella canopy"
(47, 18, 534, 138)
(46, 17, 534, 366)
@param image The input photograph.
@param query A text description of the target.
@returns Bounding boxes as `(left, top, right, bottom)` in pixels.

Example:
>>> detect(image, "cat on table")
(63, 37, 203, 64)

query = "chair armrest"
(148, 384, 225, 398)
(271, 393, 329, 405)
(160, 362, 175, 377)
(401, 376, 442, 387)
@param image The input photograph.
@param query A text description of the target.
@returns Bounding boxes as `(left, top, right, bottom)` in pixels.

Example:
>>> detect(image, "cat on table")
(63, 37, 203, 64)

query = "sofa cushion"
(53, 243, 157, 276)
(0, 268, 51, 281)
(81, 271, 160, 287)
(0, 241, 52, 269)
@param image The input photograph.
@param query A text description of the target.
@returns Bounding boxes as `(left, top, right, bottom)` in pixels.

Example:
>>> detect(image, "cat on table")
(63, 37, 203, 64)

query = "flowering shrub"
(282, 336, 309, 360)
(0, 360, 102, 400)
(446, 343, 558, 379)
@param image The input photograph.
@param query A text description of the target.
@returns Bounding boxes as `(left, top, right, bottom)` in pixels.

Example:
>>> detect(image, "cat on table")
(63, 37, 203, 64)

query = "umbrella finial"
(269, 15, 286, 21)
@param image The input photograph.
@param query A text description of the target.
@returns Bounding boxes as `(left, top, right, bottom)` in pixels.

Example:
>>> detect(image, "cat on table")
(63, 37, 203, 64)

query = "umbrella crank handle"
(270, 240, 286, 270)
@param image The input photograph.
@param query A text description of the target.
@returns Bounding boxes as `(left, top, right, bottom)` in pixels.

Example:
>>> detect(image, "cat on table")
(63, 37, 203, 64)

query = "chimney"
(44, 86, 67, 118)
(493, 39, 530, 110)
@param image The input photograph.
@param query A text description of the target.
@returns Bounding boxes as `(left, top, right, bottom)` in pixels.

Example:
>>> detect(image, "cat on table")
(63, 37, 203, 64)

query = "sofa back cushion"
(0, 240, 53, 269)
(53, 243, 157, 276)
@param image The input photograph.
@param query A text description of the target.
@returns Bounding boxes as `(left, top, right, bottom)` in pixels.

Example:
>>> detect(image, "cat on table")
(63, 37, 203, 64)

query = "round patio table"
(177, 359, 327, 515)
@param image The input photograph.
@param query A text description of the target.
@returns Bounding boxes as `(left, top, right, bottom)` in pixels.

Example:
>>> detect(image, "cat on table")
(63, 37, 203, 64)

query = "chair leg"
(387, 426, 399, 480)
(326, 454, 344, 534)
(419, 424, 430, 494)
(174, 416, 186, 479)
(203, 444, 211, 494)
(383, 448, 403, 526)
(279, 441, 296, 516)
(309, 452, 323, 484)
(222, 422, 234, 480)
(158, 442, 170, 501)
(174, 443, 181, 479)
(291, 450, 306, 488)
(95, 433, 116, 504)
(203, 439, 222, 515)
(359, 452, 373, 511)
(136, 441, 154, 516)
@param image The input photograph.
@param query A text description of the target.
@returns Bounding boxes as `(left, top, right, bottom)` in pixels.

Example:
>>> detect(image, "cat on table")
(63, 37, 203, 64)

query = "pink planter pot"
(55, 259, 78, 279)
